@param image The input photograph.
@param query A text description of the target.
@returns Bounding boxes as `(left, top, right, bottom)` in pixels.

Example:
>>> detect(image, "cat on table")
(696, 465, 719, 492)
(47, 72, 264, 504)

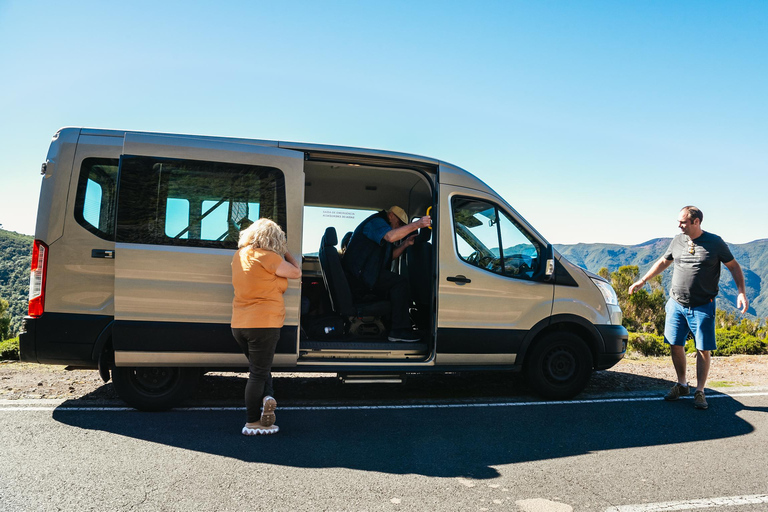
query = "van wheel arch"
(519, 317, 601, 367)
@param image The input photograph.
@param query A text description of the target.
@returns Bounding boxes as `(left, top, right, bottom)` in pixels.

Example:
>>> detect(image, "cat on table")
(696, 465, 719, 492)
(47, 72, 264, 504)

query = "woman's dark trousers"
(231, 327, 280, 423)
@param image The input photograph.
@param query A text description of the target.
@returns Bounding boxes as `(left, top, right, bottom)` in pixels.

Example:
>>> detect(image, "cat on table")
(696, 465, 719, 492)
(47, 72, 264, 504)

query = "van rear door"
(113, 133, 304, 368)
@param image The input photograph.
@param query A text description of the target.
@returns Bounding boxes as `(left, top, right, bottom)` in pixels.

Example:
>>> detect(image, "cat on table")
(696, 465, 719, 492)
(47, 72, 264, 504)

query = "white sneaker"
(242, 423, 279, 435)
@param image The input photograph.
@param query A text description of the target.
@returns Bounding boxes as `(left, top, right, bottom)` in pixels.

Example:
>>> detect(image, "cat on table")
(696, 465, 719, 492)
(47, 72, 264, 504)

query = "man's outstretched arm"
(383, 216, 431, 243)
(628, 257, 673, 295)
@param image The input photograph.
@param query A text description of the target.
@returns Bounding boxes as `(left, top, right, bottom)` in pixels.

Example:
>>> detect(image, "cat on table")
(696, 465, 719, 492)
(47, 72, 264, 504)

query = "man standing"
(629, 206, 748, 409)
(343, 206, 431, 342)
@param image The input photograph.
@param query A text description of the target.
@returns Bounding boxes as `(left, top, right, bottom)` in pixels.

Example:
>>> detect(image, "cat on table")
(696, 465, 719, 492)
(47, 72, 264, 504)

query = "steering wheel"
(477, 255, 494, 268)
(467, 252, 501, 272)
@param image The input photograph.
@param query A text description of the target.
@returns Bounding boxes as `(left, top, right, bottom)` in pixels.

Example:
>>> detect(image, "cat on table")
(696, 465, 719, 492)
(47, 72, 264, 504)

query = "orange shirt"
(231, 247, 288, 328)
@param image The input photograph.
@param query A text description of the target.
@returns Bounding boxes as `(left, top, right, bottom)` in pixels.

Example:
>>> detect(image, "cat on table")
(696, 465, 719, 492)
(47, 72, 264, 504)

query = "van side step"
(299, 341, 427, 361)
(340, 373, 405, 384)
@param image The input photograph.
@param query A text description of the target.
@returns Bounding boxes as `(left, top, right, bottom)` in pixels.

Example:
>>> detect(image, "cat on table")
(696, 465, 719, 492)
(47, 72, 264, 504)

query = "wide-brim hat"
(388, 206, 408, 225)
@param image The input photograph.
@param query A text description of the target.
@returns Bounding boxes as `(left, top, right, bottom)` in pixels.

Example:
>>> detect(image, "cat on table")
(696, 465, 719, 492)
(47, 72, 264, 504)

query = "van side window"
(74, 158, 119, 240)
(116, 156, 285, 249)
(452, 197, 540, 279)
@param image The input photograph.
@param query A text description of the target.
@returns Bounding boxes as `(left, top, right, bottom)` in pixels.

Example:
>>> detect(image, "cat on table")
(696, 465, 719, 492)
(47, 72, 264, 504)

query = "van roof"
(75, 127, 438, 165)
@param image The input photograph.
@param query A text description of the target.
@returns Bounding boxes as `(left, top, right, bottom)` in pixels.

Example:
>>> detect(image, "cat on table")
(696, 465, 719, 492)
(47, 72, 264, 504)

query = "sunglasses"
(687, 239, 695, 255)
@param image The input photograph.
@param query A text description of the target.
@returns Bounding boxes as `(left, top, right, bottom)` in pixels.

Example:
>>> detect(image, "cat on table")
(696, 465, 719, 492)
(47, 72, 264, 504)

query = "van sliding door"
(113, 133, 304, 368)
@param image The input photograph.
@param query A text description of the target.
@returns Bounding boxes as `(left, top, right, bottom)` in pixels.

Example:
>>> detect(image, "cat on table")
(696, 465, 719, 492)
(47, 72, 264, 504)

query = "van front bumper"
(595, 324, 628, 370)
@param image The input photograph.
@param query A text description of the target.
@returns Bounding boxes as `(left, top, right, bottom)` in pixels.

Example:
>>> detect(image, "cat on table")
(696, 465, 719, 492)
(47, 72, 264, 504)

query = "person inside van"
(231, 218, 301, 435)
(342, 206, 431, 342)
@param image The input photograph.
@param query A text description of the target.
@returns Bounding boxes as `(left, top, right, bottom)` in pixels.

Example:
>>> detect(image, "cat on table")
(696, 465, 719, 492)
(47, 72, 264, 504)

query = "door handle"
(91, 249, 115, 259)
(446, 275, 471, 284)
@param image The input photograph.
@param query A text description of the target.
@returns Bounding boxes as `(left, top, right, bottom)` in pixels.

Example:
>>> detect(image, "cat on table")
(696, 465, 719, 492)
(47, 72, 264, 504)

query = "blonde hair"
(238, 218, 287, 255)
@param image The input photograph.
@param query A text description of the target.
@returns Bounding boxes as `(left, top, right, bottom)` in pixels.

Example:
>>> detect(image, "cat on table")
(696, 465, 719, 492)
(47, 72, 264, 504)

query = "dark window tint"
(452, 197, 540, 279)
(116, 156, 286, 249)
(74, 158, 119, 240)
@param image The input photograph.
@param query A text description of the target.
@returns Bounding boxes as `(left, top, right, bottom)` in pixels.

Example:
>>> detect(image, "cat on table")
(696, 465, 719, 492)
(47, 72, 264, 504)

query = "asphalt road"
(2, 387, 768, 512)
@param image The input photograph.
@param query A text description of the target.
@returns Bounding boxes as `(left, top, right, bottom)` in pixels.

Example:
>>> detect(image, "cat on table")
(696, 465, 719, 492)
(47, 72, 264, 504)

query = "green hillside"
(555, 238, 768, 319)
(0, 229, 33, 337)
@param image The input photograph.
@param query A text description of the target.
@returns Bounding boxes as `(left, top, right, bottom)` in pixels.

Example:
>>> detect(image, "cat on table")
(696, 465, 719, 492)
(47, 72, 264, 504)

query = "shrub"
(0, 336, 19, 360)
(628, 332, 670, 357)
(713, 329, 767, 356)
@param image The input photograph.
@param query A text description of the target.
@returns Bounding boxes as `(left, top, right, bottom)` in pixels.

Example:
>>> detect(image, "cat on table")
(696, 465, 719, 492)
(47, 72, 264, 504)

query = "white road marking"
(1, 390, 767, 412)
(605, 494, 768, 511)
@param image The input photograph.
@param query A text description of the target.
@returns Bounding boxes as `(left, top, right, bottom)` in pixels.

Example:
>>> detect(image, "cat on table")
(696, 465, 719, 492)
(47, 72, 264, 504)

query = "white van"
(20, 128, 627, 410)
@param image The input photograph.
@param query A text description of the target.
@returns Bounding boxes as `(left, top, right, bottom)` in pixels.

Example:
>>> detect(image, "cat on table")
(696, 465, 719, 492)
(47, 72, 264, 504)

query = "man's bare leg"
(670, 345, 687, 386)
(696, 349, 711, 392)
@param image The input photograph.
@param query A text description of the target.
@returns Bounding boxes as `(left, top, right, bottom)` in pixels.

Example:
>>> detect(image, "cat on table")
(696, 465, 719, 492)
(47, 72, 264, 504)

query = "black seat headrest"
(322, 227, 338, 247)
(340, 231, 353, 251)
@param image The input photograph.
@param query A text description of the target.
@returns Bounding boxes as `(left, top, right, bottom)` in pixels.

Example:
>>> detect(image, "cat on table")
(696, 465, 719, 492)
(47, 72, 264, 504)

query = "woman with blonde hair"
(231, 218, 301, 435)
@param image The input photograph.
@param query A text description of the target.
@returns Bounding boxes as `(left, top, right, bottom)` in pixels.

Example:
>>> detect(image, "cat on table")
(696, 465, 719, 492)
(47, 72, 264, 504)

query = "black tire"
(525, 332, 593, 400)
(111, 366, 201, 411)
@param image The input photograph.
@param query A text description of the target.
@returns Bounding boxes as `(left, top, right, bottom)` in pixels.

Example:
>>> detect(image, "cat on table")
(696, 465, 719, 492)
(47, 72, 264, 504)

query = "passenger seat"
(318, 227, 390, 336)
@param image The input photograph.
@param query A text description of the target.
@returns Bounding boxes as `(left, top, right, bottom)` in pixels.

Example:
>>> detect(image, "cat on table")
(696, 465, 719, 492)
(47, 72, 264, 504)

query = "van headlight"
(590, 278, 619, 306)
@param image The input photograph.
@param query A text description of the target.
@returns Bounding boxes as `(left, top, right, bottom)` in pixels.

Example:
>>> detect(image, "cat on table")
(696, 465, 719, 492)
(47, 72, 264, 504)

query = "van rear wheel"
(525, 332, 592, 400)
(111, 366, 201, 411)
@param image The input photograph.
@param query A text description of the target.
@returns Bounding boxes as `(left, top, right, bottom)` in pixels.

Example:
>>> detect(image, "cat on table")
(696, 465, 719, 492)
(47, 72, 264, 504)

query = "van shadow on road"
(52, 372, 768, 479)
(195, 368, 674, 405)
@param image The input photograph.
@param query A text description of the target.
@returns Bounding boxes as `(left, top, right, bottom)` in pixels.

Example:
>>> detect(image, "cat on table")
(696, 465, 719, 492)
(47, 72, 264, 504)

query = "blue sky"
(1, 1, 766, 245)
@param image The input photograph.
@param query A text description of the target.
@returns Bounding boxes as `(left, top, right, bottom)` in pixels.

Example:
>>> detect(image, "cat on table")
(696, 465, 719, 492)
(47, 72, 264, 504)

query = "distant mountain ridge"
(555, 238, 768, 319)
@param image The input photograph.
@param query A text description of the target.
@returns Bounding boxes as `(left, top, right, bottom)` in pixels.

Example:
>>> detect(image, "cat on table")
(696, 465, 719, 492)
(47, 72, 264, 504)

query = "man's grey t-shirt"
(663, 231, 734, 308)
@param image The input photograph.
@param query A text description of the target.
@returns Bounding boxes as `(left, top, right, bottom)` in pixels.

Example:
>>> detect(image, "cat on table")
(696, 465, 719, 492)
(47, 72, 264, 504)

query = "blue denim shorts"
(664, 298, 716, 351)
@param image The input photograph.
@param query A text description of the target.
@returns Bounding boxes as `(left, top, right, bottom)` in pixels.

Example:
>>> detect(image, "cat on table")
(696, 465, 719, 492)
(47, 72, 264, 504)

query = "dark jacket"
(342, 211, 392, 290)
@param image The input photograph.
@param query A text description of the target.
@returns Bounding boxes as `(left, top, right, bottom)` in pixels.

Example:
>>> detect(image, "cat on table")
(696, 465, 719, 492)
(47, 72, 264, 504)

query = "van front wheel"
(111, 366, 201, 411)
(525, 333, 592, 400)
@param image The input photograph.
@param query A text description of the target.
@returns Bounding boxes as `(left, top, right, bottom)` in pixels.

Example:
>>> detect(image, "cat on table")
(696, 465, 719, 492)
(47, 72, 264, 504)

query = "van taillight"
(29, 240, 48, 318)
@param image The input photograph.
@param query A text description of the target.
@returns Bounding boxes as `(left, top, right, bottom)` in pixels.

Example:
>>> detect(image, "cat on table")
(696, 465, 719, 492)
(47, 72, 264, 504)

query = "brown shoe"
(664, 383, 690, 401)
(260, 396, 277, 427)
(694, 390, 709, 410)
